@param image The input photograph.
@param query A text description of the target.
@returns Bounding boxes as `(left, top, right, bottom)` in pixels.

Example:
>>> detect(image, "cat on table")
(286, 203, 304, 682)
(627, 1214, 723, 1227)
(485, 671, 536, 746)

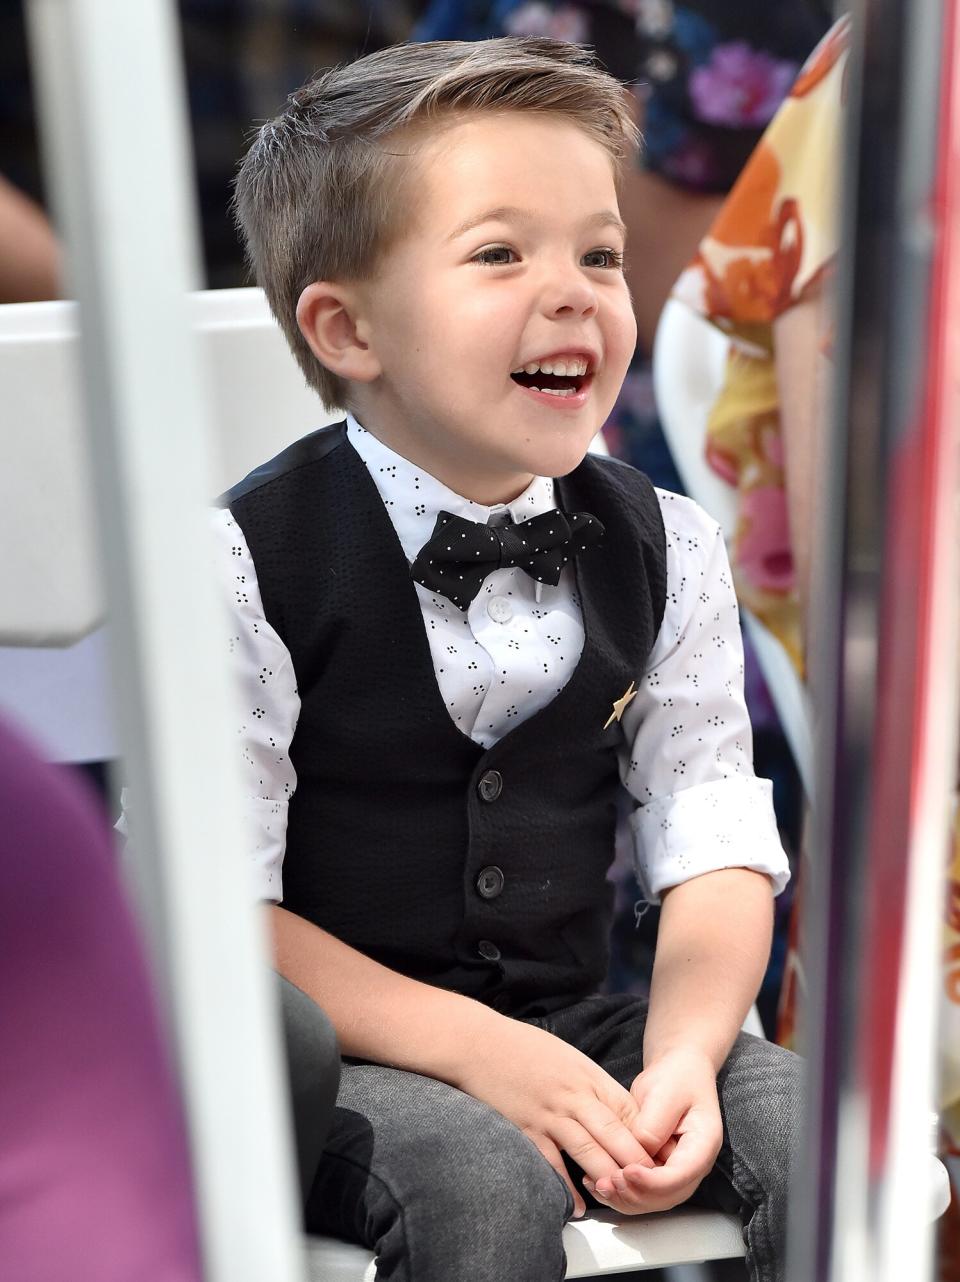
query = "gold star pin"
(604, 681, 637, 730)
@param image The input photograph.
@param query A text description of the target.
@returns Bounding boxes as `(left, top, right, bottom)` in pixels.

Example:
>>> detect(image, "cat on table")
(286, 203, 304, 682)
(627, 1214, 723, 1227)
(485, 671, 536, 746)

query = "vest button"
(476, 865, 505, 899)
(477, 769, 503, 802)
(477, 939, 501, 962)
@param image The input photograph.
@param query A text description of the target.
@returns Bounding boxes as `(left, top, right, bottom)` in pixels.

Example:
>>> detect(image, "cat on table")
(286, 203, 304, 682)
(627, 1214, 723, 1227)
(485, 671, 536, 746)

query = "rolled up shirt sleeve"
(210, 507, 300, 903)
(619, 490, 791, 904)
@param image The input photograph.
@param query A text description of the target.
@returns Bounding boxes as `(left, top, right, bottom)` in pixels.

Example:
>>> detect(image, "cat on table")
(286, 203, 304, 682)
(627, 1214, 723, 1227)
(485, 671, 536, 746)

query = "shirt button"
(478, 939, 501, 962)
(476, 866, 505, 899)
(477, 769, 503, 802)
(487, 596, 513, 624)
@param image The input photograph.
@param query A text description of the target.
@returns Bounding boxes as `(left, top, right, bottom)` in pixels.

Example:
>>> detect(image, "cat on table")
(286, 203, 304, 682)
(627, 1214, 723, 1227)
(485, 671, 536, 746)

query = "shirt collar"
(345, 412, 558, 565)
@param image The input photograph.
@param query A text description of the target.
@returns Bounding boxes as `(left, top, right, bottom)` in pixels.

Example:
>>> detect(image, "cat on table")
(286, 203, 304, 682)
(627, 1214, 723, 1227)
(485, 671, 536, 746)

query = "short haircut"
(233, 37, 638, 410)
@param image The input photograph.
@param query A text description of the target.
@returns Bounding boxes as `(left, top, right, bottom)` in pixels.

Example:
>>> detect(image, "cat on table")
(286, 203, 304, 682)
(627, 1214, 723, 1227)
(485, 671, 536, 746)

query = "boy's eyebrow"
(447, 205, 627, 241)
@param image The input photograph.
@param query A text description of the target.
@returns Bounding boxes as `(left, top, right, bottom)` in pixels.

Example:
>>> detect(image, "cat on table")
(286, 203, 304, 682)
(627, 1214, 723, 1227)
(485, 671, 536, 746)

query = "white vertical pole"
(25, 4, 306, 1281)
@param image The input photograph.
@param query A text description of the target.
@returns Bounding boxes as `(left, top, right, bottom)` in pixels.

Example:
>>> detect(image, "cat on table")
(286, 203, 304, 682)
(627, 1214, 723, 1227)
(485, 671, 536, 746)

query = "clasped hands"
(581, 1044, 723, 1218)
(458, 1020, 722, 1220)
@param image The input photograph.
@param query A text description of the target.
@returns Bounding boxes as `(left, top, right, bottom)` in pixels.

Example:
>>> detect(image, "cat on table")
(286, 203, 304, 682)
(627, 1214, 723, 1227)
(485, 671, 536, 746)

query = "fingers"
(584, 1165, 694, 1215)
(585, 1127, 718, 1214)
(551, 1115, 644, 1188)
(658, 1135, 679, 1163)
(629, 1085, 684, 1158)
(572, 1096, 656, 1171)
(627, 1126, 720, 1192)
(527, 1131, 587, 1220)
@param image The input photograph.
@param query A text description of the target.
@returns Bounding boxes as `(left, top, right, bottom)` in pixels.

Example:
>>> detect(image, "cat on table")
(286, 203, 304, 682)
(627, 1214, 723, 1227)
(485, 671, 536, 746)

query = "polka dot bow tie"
(410, 508, 604, 610)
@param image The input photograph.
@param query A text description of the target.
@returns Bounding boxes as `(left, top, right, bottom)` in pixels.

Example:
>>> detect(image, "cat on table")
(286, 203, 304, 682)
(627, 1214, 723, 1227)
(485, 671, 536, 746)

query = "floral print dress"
(673, 27, 960, 1270)
(672, 18, 848, 673)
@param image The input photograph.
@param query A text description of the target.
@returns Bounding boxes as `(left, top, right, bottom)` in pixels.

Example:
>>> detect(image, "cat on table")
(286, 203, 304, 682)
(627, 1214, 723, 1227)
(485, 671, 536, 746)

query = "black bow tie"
(410, 508, 604, 610)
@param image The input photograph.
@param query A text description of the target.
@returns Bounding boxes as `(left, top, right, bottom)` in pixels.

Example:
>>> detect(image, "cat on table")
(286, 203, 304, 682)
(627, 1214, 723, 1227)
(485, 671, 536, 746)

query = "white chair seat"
(305, 1207, 746, 1281)
(306, 1147, 953, 1282)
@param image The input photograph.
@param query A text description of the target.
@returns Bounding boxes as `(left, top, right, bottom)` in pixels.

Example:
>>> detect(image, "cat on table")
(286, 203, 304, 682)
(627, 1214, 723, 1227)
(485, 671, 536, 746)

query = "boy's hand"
(582, 1047, 722, 1215)
(455, 1018, 655, 1218)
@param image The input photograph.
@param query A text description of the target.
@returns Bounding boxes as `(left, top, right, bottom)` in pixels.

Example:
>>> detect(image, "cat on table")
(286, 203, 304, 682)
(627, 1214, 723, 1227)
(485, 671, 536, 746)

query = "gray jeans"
(302, 993, 801, 1282)
(278, 975, 341, 1205)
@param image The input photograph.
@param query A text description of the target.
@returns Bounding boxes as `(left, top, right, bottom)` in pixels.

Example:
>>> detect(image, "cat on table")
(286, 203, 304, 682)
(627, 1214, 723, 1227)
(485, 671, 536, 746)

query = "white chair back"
(0, 287, 338, 646)
(0, 288, 340, 761)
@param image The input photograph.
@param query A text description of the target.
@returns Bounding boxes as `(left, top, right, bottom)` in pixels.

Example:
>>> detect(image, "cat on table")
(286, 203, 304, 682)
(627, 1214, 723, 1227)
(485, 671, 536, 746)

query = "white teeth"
(536, 386, 577, 397)
(513, 356, 590, 377)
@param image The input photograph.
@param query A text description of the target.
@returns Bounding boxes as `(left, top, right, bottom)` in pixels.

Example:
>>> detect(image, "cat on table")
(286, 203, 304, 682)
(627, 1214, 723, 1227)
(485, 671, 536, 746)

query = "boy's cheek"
(613, 301, 639, 363)
(606, 341, 637, 397)
(598, 352, 634, 408)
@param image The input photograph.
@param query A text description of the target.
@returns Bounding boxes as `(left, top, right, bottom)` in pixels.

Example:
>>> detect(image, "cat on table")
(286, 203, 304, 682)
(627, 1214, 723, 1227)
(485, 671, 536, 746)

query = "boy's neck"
(347, 409, 538, 509)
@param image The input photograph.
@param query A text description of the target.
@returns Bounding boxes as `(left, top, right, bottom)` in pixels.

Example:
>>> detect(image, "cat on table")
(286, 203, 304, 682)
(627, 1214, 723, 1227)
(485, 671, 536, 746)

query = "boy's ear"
(296, 282, 381, 384)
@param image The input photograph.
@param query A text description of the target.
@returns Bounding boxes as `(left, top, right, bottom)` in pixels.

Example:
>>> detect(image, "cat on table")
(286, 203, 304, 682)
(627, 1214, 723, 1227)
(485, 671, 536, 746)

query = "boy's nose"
(541, 268, 599, 320)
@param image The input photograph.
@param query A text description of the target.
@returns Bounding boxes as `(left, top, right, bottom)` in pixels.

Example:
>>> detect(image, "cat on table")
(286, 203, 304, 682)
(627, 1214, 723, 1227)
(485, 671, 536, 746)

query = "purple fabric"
(0, 719, 202, 1282)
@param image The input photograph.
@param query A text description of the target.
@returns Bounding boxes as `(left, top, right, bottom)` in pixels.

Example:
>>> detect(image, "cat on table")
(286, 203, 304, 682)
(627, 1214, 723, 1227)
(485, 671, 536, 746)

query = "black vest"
(224, 423, 666, 1016)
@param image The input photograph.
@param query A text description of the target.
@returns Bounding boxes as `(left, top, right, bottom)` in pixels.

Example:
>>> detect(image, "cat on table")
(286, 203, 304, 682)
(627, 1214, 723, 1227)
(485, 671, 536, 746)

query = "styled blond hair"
(233, 37, 638, 409)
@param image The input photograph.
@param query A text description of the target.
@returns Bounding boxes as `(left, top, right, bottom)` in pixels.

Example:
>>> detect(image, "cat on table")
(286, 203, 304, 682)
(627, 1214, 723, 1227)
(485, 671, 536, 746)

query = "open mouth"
(510, 355, 592, 399)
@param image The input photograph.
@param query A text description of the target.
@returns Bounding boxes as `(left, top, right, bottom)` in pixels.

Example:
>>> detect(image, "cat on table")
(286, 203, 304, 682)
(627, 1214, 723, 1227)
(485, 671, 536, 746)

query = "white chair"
(309, 1209, 747, 1281)
(652, 299, 814, 799)
(0, 289, 336, 759)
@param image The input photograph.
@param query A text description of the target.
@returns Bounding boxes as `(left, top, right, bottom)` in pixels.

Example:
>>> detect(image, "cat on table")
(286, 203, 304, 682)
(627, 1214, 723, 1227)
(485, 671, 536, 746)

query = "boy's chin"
(518, 428, 602, 478)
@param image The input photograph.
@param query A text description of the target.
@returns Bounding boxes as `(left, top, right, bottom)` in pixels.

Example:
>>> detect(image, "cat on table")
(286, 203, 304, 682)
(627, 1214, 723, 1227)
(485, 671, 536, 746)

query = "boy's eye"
(471, 245, 624, 268)
(582, 248, 625, 270)
(472, 245, 517, 266)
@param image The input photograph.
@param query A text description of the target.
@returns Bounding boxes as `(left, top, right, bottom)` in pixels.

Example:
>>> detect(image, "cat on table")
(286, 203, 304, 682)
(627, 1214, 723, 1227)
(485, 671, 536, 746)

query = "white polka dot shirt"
(212, 414, 789, 906)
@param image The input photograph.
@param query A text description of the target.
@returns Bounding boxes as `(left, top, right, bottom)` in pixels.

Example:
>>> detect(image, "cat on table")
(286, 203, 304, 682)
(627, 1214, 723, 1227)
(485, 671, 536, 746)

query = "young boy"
(221, 36, 798, 1282)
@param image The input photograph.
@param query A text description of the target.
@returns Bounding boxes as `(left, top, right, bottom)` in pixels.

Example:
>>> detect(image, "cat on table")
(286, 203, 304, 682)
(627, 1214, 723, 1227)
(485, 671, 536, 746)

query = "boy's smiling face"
(326, 112, 637, 504)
